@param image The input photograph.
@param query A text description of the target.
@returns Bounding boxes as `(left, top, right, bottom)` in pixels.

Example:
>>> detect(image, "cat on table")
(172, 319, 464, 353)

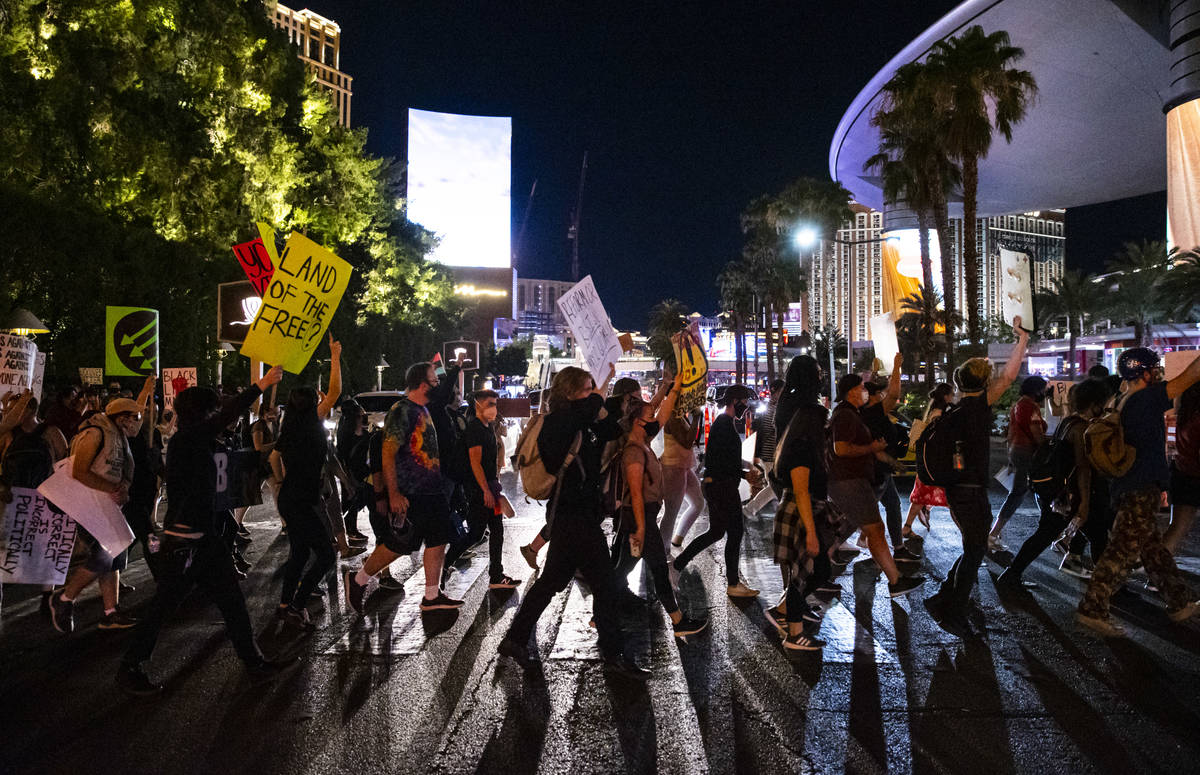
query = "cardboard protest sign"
(163, 367, 197, 412)
(239, 232, 351, 374)
(869, 312, 899, 373)
(1000, 248, 1034, 330)
(0, 334, 37, 392)
(38, 458, 135, 556)
(1165, 350, 1200, 381)
(31, 352, 46, 401)
(672, 331, 709, 417)
(78, 367, 103, 386)
(556, 275, 622, 384)
(106, 306, 159, 376)
(0, 488, 76, 586)
(231, 238, 275, 297)
(1046, 379, 1074, 416)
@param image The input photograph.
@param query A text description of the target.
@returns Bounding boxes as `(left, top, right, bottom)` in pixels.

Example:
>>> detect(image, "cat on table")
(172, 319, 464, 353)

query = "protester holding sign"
(271, 336, 342, 630)
(118, 364, 285, 696)
(47, 390, 147, 634)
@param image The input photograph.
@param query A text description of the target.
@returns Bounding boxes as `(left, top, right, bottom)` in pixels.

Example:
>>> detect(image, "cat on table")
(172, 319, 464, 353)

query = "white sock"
(424, 584, 439, 600)
(104, 607, 117, 616)
(355, 569, 373, 586)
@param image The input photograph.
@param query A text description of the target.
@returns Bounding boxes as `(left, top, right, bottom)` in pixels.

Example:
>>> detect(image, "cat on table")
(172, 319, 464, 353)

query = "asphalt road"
(2, 468, 1199, 775)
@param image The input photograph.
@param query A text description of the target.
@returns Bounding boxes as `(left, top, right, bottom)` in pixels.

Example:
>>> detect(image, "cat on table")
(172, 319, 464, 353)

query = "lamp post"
(1, 308, 50, 336)
(376, 354, 389, 391)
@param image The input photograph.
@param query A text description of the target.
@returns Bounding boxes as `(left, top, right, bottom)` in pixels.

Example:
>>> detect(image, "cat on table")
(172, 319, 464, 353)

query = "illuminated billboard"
(407, 108, 512, 268)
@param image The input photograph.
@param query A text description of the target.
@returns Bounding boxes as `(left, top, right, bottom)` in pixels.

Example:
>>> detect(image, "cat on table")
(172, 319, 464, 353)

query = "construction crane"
(567, 151, 588, 282)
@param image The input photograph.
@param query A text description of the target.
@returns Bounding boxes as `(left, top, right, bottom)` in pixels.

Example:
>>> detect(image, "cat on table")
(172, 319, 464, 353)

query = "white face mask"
(116, 415, 143, 437)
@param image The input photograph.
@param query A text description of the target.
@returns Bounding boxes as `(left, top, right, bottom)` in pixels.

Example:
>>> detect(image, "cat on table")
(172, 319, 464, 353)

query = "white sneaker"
(727, 582, 760, 598)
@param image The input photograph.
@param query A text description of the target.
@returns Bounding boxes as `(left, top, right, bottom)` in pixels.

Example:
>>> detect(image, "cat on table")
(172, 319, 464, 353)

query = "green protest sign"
(105, 306, 159, 376)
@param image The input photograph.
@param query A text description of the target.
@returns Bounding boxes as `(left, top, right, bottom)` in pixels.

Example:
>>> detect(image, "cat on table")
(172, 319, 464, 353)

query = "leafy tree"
(718, 260, 754, 383)
(810, 325, 846, 381)
(897, 287, 946, 387)
(0, 0, 458, 388)
(490, 344, 529, 377)
(1161, 245, 1200, 321)
(647, 299, 690, 370)
(927, 26, 1038, 346)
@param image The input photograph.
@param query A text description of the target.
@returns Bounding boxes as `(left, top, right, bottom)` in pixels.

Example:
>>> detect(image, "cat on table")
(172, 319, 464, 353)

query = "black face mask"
(733, 402, 750, 421)
(642, 420, 660, 438)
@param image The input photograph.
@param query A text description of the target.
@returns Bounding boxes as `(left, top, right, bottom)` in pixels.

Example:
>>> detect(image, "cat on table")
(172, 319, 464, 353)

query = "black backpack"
(1030, 416, 1081, 501)
(914, 404, 970, 488)
(1, 425, 55, 489)
(440, 405, 474, 485)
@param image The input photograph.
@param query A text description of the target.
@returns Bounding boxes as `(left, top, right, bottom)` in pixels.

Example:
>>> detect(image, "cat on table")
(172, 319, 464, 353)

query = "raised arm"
(206, 366, 282, 437)
(987, 316, 1030, 405)
(317, 335, 341, 419)
(653, 369, 685, 425)
(882, 353, 903, 412)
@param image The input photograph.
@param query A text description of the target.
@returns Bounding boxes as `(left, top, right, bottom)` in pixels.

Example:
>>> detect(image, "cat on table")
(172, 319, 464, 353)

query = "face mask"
(117, 415, 143, 437)
(642, 420, 660, 438)
(734, 403, 749, 421)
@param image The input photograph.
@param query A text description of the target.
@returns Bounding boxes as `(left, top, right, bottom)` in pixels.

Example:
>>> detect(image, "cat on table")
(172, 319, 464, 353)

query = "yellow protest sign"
(239, 232, 351, 373)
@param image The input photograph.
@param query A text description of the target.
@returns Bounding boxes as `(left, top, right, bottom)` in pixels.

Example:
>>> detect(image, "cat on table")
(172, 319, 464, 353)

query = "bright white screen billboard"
(407, 108, 512, 268)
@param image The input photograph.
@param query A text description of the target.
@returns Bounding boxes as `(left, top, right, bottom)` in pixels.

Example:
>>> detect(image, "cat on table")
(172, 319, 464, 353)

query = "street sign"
(443, 340, 480, 371)
(105, 306, 159, 376)
(218, 280, 260, 345)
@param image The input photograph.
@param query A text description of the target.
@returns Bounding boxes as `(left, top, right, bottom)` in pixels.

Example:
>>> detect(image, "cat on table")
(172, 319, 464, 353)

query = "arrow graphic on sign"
(129, 334, 158, 358)
(120, 320, 157, 347)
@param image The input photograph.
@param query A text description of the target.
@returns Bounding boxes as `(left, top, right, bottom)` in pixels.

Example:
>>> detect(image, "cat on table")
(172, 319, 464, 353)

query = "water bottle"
(953, 441, 965, 472)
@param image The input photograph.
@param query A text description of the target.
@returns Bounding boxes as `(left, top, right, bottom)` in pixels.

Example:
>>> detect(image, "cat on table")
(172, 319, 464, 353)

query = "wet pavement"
(2, 470, 1199, 775)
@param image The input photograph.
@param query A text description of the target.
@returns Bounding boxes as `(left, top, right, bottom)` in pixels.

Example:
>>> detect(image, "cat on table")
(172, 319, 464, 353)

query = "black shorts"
(370, 492, 457, 552)
(79, 527, 129, 574)
(1170, 464, 1200, 508)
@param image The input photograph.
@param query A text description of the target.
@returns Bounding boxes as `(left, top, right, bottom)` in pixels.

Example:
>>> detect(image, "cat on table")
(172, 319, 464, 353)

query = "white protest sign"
(0, 487, 77, 586)
(163, 367, 198, 412)
(37, 457, 134, 556)
(739, 430, 757, 502)
(556, 275, 622, 384)
(1000, 248, 1034, 328)
(1165, 350, 1200, 381)
(31, 352, 46, 402)
(0, 334, 37, 393)
(869, 312, 899, 373)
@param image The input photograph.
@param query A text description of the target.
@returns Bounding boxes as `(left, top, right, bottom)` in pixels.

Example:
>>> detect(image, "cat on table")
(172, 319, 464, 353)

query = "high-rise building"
(514, 277, 576, 335)
(267, 3, 353, 127)
(807, 206, 1065, 342)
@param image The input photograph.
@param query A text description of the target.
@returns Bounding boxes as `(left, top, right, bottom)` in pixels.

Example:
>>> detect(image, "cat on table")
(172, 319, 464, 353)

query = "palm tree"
(647, 298, 690, 370)
(810, 325, 847, 379)
(897, 286, 945, 387)
(718, 260, 755, 383)
(1161, 245, 1200, 320)
(927, 25, 1038, 346)
(1104, 240, 1170, 347)
(868, 61, 962, 363)
(1035, 269, 1092, 379)
(768, 258, 806, 375)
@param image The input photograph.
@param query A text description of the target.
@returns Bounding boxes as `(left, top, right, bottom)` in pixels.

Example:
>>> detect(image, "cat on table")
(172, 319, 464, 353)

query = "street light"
(376, 354, 389, 391)
(794, 227, 818, 250)
(1, 308, 50, 336)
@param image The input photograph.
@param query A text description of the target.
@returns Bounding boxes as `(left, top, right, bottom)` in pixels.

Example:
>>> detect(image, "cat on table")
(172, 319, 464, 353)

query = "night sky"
(314, 1, 1163, 329)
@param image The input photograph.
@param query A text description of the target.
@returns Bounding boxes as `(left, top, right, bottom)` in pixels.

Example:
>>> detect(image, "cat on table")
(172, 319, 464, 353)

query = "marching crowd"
(1, 316, 1199, 694)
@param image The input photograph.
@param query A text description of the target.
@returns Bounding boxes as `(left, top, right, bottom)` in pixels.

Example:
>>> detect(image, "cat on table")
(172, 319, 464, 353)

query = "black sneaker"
(814, 582, 842, 597)
(893, 546, 922, 563)
(498, 638, 540, 670)
(784, 632, 826, 651)
(603, 653, 651, 681)
(995, 570, 1037, 590)
(832, 548, 860, 565)
(887, 575, 924, 598)
(934, 612, 976, 639)
(117, 666, 162, 696)
(378, 574, 404, 592)
(766, 605, 787, 634)
(344, 570, 368, 615)
(49, 591, 74, 634)
(673, 616, 708, 638)
(420, 592, 465, 611)
(489, 574, 521, 589)
(98, 610, 139, 629)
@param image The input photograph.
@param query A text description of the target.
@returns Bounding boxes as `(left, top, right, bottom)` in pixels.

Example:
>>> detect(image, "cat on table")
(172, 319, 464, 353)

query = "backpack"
(1083, 393, 1135, 478)
(513, 413, 581, 501)
(599, 448, 626, 520)
(914, 403, 970, 488)
(1030, 416, 1081, 500)
(1, 425, 55, 489)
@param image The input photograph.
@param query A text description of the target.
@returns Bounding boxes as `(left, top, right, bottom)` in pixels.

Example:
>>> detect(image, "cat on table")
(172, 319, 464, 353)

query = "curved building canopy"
(829, 0, 1169, 216)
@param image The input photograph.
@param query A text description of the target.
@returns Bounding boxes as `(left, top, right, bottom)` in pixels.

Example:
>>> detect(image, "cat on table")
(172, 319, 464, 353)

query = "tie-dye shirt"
(383, 397, 442, 494)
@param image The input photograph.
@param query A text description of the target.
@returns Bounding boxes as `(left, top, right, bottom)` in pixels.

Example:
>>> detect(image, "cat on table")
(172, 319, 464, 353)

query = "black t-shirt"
(704, 413, 743, 482)
(464, 415, 497, 494)
(276, 425, 327, 504)
(774, 405, 828, 500)
(957, 393, 993, 486)
(829, 403, 873, 481)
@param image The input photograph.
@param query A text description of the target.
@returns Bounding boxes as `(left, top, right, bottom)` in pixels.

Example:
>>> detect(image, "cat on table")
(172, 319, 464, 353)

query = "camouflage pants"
(1078, 489, 1192, 618)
